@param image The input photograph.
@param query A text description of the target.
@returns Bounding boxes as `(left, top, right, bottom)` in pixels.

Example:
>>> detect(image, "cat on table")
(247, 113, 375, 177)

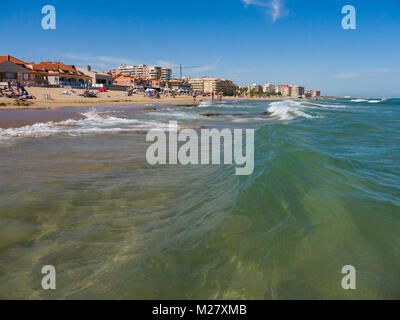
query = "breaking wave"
(267, 100, 317, 120)
(0, 109, 169, 140)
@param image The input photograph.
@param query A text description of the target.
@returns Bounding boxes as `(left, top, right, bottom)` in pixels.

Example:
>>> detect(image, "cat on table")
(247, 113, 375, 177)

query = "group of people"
(211, 91, 223, 103)
(0, 82, 36, 100)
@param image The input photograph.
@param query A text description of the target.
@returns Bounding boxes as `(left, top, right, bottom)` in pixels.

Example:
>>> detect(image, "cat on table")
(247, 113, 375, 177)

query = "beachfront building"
(305, 90, 321, 98)
(263, 83, 275, 93)
(249, 84, 263, 93)
(29, 62, 90, 86)
(0, 55, 31, 84)
(291, 86, 305, 98)
(77, 66, 113, 87)
(160, 78, 192, 91)
(189, 77, 238, 95)
(113, 75, 152, 87)
(312, 91, 321, 97)
(111, 64, 172, 80)
(0, 61, 29, 84)
(278, 84, 292, 97)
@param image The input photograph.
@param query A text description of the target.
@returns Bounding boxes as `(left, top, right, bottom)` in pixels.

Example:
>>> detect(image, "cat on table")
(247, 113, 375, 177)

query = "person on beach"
(193, 92, 198, 104)
(211, 91, 215, 103)
(16, 82, 23, 94)
(19, 89, 36, 100)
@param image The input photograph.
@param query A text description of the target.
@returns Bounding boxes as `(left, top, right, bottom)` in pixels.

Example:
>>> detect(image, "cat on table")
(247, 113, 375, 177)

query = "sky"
(1, 0, 400, 97)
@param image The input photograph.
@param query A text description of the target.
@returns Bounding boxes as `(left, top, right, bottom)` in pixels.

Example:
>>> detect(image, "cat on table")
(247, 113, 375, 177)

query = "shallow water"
(0, 98, 399, 299)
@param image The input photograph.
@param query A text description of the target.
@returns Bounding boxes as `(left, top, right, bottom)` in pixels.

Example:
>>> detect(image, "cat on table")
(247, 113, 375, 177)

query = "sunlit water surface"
(0, 98, 399, 299)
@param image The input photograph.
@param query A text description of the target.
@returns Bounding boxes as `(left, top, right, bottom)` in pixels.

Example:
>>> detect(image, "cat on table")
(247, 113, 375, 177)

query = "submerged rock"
(143, 107, 157, 111)
(202, 113, 223, 117)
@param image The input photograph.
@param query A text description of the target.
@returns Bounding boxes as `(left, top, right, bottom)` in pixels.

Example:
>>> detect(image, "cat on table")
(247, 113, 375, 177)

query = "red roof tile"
(0, 55, 28, 65)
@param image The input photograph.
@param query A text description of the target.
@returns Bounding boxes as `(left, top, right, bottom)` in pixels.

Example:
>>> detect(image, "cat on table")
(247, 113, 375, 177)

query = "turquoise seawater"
(0, 98, 399, 299)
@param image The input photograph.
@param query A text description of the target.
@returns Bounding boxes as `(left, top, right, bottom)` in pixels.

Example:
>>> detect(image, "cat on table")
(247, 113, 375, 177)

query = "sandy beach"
(0, 86, 290, 110)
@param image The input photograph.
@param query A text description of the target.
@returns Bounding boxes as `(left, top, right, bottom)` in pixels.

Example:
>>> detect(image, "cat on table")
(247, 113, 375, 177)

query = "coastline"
(0, 87, 293, 111)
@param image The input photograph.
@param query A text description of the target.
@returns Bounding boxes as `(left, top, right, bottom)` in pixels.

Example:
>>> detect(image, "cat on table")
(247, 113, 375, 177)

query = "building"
(164, 78, 192, 91)
(31, 62, 90, 86)
(278, 84, 292, 97)
(0, 55, 49, 85)
(189, 77, 238, 95)
(111, 64, 172, 80)
(312, 91, 321, 97)
(0, 60, 29, 84)
(0, 55, 33, 84)
(291, 86, 305, 98)
(77, 66, 113, 87)
(250, 84, 263, 93)
(305, 90, 321, 98)
(263, 83, 275, 93)
(113, 75, 151, 87)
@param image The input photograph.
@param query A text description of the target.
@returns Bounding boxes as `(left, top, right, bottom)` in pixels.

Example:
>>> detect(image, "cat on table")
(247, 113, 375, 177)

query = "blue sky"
(1, 0, 400, 97)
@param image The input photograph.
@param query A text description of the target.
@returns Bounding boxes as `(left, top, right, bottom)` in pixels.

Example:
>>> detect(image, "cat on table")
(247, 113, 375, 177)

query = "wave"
(350, 98, 398, 104)
(301, 102, 348, 109)
(0, 109, 169, 140)
(198, 101, 213, 108)
(267, 100, 317, 120)
(147, 110, 204, 120)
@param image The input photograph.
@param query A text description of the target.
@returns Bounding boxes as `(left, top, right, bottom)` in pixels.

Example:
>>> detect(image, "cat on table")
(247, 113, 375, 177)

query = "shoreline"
(0, 87, 298, 111)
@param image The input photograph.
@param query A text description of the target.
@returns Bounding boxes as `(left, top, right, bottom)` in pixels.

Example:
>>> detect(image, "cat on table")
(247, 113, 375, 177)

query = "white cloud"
(242, 0, 289, 23)
(333, 73, 362, 79)
(158, 58, 222, 75)
(156, 60, 178, 69)
(63, 53, 136, 68)
(367, 68, 392, 73)
(333, 68, 393, 79)
(190, 57, 222, 74)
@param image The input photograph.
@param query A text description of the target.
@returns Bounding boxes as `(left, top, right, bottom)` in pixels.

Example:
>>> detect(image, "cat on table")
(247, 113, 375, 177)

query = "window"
(5, 73, 15, 79)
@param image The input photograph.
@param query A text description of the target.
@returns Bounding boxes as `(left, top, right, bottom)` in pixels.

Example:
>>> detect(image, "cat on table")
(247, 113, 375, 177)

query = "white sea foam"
(198, 101, 213, 108)
(351, 99, 383, 104)
(267, 100, 315, 120)
(0, 109, 170, 140)
(301, 102, 348, 109)
(147, 110, 203, 120)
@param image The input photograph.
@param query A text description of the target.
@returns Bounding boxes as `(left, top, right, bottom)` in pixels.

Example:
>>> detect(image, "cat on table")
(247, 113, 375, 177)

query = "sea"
(0, 98, 399, 299)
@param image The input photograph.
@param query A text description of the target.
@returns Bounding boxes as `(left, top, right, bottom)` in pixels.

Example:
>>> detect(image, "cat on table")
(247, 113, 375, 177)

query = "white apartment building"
(263, 83, 275, 93)
(111, 64, 172, 80)
(190, 77, 238, 95)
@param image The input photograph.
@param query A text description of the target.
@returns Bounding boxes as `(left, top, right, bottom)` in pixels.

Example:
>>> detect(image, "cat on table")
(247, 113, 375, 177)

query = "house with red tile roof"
(0, 55, 49, 85)
(113, 74, 151, 87)
(1, 55, 91, 86)
(0, 61, 29, 84)
(31, 61, 90, 86)
(0, 55, 31, 84)
(0, 55, 30, 66)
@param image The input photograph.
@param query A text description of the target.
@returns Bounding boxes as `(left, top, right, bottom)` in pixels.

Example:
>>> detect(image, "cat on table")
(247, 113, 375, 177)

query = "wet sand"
(0, 105, 167, 129)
